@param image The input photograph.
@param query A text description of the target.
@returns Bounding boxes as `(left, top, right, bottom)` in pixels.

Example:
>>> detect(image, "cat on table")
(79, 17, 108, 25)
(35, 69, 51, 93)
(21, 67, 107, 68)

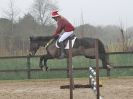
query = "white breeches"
(58, 31, 74, 42)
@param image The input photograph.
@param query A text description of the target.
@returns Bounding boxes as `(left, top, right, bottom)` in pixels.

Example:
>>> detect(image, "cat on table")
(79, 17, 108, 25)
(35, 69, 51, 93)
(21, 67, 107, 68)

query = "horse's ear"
(29, 36, 32, 40)
(30, 36, 35, 40)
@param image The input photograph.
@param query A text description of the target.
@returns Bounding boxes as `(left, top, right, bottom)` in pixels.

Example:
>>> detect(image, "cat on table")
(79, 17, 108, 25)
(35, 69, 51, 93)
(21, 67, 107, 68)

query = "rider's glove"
(53, 34, 59, 39)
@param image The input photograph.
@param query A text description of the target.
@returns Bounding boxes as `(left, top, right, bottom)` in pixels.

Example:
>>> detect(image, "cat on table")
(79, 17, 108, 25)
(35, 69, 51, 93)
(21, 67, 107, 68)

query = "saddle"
(56, 34, 77, 49)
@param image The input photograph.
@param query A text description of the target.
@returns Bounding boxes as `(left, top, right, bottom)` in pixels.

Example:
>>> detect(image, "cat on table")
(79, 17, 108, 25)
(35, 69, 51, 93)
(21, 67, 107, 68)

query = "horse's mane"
(30, 36, 53, 41)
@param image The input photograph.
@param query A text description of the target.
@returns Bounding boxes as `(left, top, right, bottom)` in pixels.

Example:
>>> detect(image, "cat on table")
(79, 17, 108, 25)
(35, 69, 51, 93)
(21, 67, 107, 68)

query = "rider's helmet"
(51, 10, 60, 18)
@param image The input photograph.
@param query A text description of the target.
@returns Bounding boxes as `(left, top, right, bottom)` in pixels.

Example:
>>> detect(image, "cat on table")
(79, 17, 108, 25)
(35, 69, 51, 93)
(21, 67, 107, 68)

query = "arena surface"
(0, 77, 132, 99)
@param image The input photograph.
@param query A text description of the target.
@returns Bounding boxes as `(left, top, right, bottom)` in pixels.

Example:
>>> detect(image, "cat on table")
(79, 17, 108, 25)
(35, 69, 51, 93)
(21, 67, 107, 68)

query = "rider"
(51, 10, 75, 58)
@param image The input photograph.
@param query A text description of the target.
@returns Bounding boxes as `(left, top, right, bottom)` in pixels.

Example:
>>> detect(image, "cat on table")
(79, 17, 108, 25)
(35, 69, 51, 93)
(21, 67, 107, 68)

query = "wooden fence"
(0, 52, 133, 79)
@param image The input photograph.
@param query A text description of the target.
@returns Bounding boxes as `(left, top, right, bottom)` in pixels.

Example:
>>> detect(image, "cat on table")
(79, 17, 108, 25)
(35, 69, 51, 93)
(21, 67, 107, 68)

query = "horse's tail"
(97, 39, 109, 69)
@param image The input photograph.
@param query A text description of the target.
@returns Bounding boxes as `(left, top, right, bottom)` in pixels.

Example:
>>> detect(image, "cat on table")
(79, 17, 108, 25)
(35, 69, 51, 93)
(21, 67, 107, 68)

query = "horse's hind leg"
(100, 54, 107, 69)
(100, 53, 111, 69)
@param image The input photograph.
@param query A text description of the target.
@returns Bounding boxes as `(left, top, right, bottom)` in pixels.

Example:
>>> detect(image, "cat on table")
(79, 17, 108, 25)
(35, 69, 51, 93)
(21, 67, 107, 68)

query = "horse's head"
(29, 37, 40, 56)
(29, 36, 53, 56)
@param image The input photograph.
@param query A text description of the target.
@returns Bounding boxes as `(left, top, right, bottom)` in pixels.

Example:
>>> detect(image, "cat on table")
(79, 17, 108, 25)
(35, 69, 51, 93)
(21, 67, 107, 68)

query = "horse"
(29, 35, 111, 71)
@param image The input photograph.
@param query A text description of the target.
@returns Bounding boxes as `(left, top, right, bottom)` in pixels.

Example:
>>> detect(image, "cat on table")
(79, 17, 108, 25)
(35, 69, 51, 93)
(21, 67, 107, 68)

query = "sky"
(0, 0, 133, 28)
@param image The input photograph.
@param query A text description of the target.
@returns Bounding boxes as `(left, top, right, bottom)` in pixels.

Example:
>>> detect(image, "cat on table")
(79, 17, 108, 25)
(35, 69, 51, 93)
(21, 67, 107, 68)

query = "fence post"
(27, 55, 31, 79)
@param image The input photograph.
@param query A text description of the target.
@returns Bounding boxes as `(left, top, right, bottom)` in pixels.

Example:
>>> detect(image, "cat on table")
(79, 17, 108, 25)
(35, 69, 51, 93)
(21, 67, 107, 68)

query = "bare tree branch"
(31, 0, 58, 25)
(3, 0, 20, 34)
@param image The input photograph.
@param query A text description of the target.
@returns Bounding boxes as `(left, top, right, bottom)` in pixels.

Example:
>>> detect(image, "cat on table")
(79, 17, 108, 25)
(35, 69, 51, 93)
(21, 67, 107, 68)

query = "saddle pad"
(56, 37, 77, 49)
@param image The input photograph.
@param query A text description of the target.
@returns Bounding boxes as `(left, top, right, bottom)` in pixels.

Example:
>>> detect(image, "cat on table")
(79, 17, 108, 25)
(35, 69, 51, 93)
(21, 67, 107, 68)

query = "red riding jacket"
(53, 17, 74, 36)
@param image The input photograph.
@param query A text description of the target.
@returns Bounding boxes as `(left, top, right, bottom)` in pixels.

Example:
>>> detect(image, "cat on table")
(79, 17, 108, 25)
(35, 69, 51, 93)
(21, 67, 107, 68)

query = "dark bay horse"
(29, 36, 111, 70)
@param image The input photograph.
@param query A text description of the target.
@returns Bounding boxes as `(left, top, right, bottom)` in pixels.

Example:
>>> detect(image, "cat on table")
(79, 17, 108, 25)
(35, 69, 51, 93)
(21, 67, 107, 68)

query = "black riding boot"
(59, 42, 65, 58)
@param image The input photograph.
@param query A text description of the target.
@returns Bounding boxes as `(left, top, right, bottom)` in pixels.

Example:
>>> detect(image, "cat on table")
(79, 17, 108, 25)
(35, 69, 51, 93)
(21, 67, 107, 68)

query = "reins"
(44, 38, 54, 48)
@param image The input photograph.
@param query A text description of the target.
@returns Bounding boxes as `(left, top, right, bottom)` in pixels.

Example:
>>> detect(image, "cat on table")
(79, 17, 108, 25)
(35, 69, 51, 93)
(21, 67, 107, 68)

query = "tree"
(3, 0, 19, 34)
(79, 10, 85, 37)
(0, 18, 12, 36)
(16, 13, 37, 37)
(119, 22, 132, 52)
(31, 0, 58, 33)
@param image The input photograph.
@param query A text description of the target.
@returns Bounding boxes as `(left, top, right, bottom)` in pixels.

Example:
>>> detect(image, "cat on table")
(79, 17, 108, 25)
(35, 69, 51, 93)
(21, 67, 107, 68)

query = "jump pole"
(89, 39, 101, 99)
(95, 39, 100, 99)
(68, 39, 74, 99)
(60, 39, 102, 99)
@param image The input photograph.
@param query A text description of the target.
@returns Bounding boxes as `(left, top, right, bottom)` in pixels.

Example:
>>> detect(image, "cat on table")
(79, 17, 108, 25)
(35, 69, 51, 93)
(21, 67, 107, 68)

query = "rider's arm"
(53, 19, 64, 37)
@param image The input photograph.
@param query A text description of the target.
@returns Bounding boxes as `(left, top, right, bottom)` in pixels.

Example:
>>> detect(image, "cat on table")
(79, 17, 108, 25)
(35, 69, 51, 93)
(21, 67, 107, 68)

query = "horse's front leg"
(43, 56, 48, 71)
(39, 54, 53, 71)
(39, 55, 44, 70)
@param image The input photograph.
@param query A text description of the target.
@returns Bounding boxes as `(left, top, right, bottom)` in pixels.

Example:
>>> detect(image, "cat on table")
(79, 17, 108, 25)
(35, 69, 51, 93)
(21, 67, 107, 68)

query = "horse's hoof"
(42, 67, 46, 71)
(46, 67, 48, 71)
(42, 67, 49, 71)
(107, 65, 113, 69)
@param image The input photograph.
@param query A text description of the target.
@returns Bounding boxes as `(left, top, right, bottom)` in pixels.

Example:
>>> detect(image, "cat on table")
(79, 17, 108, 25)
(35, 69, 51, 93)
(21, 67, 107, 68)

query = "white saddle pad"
(55, 37, 77, 49)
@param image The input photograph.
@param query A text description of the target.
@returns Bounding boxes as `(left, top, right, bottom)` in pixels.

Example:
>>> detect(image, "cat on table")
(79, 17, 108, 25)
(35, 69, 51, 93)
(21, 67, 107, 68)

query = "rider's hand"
(53, 34, 59, 39)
